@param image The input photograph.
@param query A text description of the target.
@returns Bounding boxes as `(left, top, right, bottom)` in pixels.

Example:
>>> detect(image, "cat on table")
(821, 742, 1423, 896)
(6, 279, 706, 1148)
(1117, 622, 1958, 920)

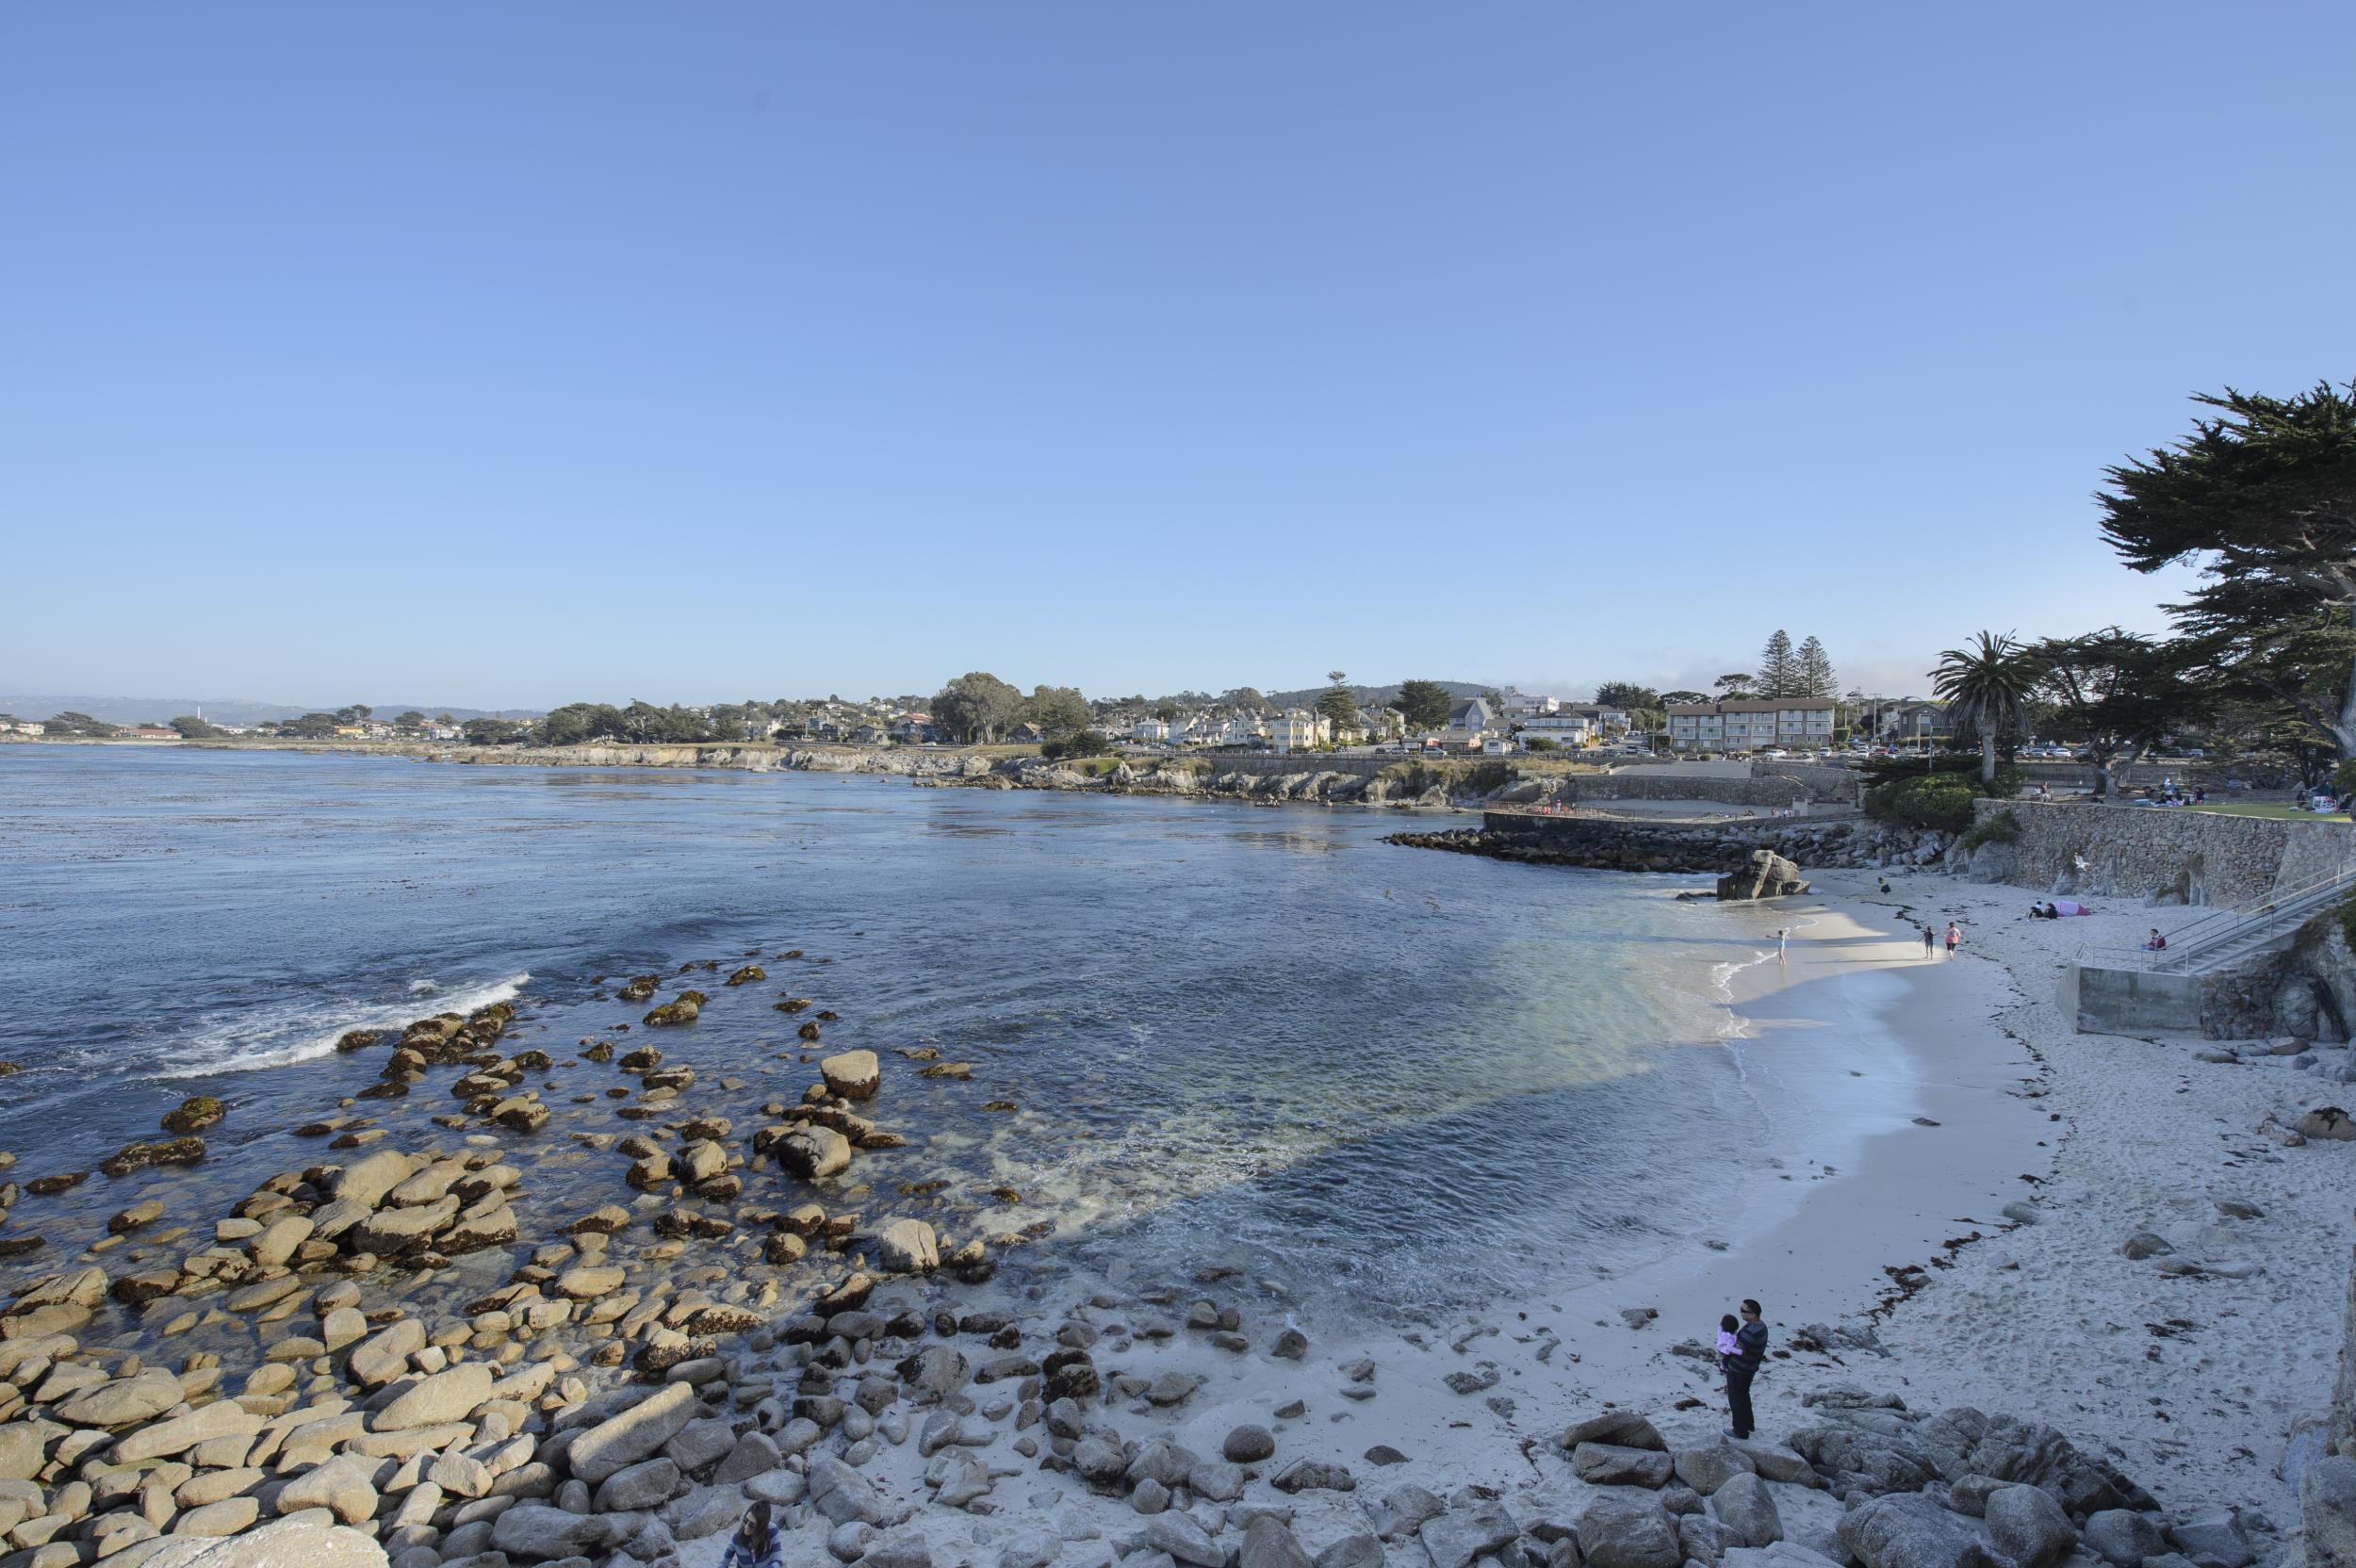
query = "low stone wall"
(1972, 798, 2356, 907)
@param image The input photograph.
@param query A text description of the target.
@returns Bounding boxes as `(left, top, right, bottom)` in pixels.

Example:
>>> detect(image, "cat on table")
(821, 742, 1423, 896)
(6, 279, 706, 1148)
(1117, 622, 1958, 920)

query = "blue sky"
(4, 4, 2349, 709)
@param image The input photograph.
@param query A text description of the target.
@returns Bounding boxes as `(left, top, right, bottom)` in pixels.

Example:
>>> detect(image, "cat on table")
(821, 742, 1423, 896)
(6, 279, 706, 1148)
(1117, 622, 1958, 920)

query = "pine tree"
(1757, 630, 1796, 697)
(1796, 636, 1837, 698)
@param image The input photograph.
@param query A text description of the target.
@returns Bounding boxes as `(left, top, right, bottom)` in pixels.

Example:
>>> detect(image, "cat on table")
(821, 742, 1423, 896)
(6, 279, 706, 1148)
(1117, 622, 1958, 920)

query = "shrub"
(1463, 760, 1514, 794)
(1865, 774, 1979, 832)
(1957, 809, 2021, 853)
(1524, 737, 1559, 753)
(1039, 729, 1110, 761)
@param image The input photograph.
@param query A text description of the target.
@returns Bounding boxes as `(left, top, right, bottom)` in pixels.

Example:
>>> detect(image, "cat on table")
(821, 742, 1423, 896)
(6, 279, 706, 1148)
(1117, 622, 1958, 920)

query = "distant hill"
(0, 694, 536, 727)
(1260, 678, 1505, 710)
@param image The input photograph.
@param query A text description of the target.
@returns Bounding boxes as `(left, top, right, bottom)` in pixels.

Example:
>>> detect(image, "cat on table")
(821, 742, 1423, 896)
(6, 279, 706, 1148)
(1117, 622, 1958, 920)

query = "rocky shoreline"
(0, 911, 2289, 1568)
(1383, 819, 1967, 879)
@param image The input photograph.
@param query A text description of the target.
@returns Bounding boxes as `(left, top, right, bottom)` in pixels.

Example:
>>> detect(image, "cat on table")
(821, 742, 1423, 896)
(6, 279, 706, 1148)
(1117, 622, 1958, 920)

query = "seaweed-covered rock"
(644, 995, 701, 1027)
(726, 965, 766, 986)
(98, 1137, 205, 1177)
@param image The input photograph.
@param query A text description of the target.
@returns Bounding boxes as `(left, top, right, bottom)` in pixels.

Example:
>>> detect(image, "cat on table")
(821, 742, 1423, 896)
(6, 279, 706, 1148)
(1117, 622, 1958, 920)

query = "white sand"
(690, 866, 2356, 1564)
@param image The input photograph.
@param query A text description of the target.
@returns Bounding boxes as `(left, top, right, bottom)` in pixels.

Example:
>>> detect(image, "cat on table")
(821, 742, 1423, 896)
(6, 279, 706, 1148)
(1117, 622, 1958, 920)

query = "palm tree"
(1932, 631, 2043, 784)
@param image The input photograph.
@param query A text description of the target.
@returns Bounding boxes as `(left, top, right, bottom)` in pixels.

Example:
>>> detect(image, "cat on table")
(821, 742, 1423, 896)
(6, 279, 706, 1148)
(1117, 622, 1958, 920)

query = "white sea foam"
(169, 972, 532, 1077)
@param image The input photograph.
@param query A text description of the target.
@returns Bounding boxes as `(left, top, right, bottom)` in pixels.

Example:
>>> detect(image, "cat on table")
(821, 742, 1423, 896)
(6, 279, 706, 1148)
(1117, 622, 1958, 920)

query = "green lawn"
(2186, 802, 2349, 823)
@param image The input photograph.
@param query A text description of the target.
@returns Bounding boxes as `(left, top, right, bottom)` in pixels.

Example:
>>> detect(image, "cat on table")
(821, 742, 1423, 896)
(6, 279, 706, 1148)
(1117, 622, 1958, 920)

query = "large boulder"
(776, 1126, 853, 1180)
(2083, 1511, 2168, 1567)
(820, 1051, 881, 1100)
(140, 1517, 389, 1568)
(1710, 1474, 1784, 1548)
(1579, 1497, 1683, 1568)
(275, 1453, 378, 1526)
(2168, 1511, 2253, 1568)
(1677, 1444, 1758, 1495)
(874, 1218, 938, 1273)
(1420, 1500, 1522, 1568)
(1576, 1442, 1674, 1488)
(490, 1501, 613, 1560)
(1788, 1424, 1939, 1496)
(54, 1367, 183, 1428)
(371, 1362, 492, 1430)
(1563, 1410, 1667, 1452)
(1985, 1485, 2076, 1568)
(330, 1149, 417, 1209)
(2301, 1456, 2356, 1568)
(1911, 1408, 2147, 1516)
(1718, 850, 1809, 901)
(1837, 1494, 2008, 1568)
(568, 1381, 698, 1483)
(347, 1318, 426, 1387)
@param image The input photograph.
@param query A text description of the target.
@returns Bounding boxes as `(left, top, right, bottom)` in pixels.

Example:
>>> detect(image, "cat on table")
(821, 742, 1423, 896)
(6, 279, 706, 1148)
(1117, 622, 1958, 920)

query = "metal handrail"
(2157, 867, 2355, 972)
(2076, 859, 2356, 973)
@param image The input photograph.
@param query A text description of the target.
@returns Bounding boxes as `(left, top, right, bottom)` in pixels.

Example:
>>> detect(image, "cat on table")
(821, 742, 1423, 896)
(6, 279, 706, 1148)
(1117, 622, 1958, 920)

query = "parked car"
(1759, 748, 1791, 760)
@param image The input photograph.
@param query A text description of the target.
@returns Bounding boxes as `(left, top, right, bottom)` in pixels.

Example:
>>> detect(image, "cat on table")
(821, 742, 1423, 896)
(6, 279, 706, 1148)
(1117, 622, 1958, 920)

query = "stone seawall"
(1971, 798, 2356, 906)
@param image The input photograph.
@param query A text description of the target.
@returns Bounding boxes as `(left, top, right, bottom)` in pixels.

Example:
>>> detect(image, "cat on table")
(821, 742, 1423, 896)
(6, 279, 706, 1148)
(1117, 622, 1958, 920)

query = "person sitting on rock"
(720, 1501, 782, 1568)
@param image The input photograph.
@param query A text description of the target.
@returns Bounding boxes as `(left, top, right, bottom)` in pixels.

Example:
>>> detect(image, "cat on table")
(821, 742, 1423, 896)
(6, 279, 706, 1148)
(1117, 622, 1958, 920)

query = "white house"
(1516, 712, 1595, 748)
(1131, 719, 1170, 743)
(1499, 690, 1558, 720)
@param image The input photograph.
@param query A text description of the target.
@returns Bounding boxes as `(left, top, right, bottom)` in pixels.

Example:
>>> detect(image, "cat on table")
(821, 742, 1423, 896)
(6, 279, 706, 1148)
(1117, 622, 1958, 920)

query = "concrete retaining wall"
(2058, 962, 2206, 1035)
(1973, 798, 2356, 907)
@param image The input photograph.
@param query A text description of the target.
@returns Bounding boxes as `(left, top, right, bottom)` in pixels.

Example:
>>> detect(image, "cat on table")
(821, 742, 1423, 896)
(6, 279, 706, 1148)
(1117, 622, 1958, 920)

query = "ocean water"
(0, 745, 1842, 1326)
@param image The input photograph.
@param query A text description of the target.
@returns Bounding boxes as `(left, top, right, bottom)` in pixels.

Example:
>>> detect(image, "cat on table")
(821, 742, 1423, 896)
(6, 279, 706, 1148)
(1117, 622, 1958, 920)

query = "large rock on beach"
(1710, 1473, 1784, 1548)
(1579, 1496, 1684, 1568)
(1577, 1442, 1674, 1488)
(568, 1380, 698, 1483)
(1985, 1485, 2077, 1568)
(371, 1362, 492, 1430)
(1718, 849, 1809, 901)
(139, 1515, 390, 1568)
(55, 1366, 182, 1427)
(492, 1501, 613, 1559)
(1421, 1500, 1522, 1568)
(1564, 1410, 1667, 1451)
(1838, 1494, 2009, 1568)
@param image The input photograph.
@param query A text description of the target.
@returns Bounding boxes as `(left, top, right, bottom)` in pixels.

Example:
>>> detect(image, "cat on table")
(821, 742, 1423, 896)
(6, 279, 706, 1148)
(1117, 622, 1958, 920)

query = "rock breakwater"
(1386, 816, 1967, 878)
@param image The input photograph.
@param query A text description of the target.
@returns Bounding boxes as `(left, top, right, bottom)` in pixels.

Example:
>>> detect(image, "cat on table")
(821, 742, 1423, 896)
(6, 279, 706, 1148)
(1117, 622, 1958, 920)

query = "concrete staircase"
(2144, 866, 2356, 976)
(2064, 864, 2356, 1034)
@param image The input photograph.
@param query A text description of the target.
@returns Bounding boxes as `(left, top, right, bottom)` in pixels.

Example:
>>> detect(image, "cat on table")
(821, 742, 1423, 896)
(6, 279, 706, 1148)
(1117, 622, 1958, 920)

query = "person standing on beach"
(1722, 1298, 1768, 1439)
(1945, 922, 1961, 957)
(1775, 928, 1789, 963)
(1922, 926, 1936, 959)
